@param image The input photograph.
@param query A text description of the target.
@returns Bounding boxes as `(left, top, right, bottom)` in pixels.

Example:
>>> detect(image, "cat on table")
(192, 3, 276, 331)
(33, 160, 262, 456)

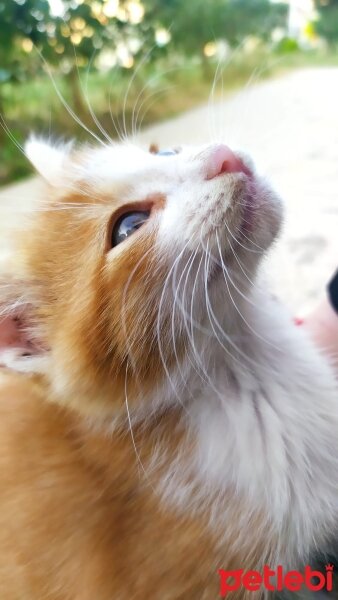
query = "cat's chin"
(242, 168, 283, 247)
(232, 151, 284, 248)
(207, 186, 283, 288)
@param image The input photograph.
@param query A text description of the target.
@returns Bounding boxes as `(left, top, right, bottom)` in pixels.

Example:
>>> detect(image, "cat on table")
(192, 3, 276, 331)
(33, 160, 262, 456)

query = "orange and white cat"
(0, 139, 337, 599)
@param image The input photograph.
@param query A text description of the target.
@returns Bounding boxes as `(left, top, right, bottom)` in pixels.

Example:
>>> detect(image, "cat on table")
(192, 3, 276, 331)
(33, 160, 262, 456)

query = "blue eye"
(157, 149, 177, 156)
(111, 211, 150, 248)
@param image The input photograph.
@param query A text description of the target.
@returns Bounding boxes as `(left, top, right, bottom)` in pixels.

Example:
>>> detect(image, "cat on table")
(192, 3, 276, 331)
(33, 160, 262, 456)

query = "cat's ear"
(0, 283, 47, 374)
(25, 137, 72, 185)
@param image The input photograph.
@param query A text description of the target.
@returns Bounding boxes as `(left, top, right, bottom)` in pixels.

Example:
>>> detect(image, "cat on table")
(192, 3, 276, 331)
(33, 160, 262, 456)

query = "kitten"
(0, 138, 337, 599)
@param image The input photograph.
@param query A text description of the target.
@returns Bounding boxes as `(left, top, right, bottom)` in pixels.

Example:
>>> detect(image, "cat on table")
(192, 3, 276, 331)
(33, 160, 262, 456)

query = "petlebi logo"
(218, 564, 334, 596)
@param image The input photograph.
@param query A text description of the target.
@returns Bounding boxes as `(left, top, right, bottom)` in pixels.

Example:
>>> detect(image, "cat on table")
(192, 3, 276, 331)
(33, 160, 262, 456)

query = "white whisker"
(124, 361, 156, 491)
(34, 46, 106, 148)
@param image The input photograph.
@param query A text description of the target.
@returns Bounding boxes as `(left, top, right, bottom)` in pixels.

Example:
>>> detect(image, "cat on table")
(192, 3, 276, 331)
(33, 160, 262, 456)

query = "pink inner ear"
(0, 315, 32, 354)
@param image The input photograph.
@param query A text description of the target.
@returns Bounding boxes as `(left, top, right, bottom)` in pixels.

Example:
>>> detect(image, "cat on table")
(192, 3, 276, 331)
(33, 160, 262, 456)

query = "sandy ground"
(1, 67, 337, 313)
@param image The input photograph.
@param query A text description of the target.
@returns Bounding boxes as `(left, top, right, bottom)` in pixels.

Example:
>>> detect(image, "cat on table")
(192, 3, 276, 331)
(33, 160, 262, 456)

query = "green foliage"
(275, 37, 299, 54)
(220, 0, 288, 47)
(0, 0, 134, 81)
(42, 1, 129, 66)
(0, 0, 289, 84)
(142, 0, 288, 53)
(314, 0, 338, 45)
(0, 0, 50, 82)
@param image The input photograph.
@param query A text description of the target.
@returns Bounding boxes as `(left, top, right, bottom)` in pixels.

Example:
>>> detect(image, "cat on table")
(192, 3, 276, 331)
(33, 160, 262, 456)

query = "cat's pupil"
(111, 211, 150, 248)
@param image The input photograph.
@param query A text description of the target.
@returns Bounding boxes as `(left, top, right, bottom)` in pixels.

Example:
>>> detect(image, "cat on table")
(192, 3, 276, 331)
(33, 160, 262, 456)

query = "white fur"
(25, 137, 73, 185)
(158, 289, 338, 567)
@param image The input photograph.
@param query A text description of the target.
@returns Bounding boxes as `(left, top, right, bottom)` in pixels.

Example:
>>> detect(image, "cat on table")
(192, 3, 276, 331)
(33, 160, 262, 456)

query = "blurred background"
(0, 0, 338, 311)
(0, 0, 337, 185)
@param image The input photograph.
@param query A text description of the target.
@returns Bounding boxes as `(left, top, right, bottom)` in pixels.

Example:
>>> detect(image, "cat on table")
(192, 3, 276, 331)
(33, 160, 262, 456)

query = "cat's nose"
(204, 144, 246, 180)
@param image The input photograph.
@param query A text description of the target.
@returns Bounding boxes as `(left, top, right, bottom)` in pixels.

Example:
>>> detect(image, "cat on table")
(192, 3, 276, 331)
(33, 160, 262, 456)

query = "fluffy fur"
(0, 138, 337, 599)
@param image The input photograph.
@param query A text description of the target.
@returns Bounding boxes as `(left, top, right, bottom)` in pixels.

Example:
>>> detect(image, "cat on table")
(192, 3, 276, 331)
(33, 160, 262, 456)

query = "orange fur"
(0, 369, 267, 599)
(12, 186, 178, 416)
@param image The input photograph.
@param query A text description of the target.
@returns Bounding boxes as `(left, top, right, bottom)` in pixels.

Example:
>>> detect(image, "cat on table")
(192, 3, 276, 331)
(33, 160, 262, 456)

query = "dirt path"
(1, 67, 337, 312)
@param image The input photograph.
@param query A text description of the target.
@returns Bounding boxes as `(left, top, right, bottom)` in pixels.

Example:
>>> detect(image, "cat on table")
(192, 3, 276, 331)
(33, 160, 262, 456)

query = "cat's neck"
(176, 288, 338, 563)
(75, 288, 338, 568)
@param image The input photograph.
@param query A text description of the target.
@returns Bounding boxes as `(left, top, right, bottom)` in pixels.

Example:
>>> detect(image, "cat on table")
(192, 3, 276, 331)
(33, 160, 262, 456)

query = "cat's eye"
(111, 210, 150, 248)
(156, 149, 177, 156)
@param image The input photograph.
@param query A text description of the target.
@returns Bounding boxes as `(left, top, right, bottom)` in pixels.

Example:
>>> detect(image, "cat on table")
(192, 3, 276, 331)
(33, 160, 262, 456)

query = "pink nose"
(205, 144, 246, 180)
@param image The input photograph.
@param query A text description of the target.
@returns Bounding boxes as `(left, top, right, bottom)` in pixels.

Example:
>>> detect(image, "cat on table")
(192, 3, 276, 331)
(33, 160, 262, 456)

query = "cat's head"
(0, 139, 282, 419)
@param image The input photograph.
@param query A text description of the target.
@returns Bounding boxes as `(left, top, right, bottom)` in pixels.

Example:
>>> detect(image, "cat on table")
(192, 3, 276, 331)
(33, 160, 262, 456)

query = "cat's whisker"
(120, 244, 156, 376)
(226, 209, 261, 241)
(155, 241, 194, 411)
(215, 232, 284, 352)
(0, 115, 26, 158)
(187, 249, 231, 399)
(235, 53, 290, 148)
(232, 208, 267, 252)
(106, 64, 133, 143)
(208, 43, 230, 143)
(216, 242, 262, 311)
(124, 360, 156, 491)
(172, 249, 208, 336)
(172, 247, 223, 396)
(63, 14, 120, 146)
(223, 218, 263, 254)
(82, 52, 116, 146)
(107, 70, 126, 143)
(121, 43, 158, 142)
(170, 250, 196, 395)
(205, 267, 282, 376)
(207, 50, 224, 144)
(33, 46, 107, 148)
(171, 245, 216, 394)
(226, 233, 267, 296)
(206, 38, 247, 144)
(202, 241, 244, 369)
(134, 86, 176, 139)
(202, 235, 278, 377)
(223, 60, 266, 145)
(130, 63, 181, 140)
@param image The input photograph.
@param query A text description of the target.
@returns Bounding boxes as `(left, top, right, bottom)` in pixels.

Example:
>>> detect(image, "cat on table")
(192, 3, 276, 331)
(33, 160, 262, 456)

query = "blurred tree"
(0, 0, 138, 126)
(42, 0, 125, 119)
(0, 0, 51, 144)
(0, 0, 289, 112)
(0, 0, 49, 102)
(0, 0, 50, 85)
(222, 0, 288, 46)
(314, 0, 338, 46)
(142, 0, 288, 56)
